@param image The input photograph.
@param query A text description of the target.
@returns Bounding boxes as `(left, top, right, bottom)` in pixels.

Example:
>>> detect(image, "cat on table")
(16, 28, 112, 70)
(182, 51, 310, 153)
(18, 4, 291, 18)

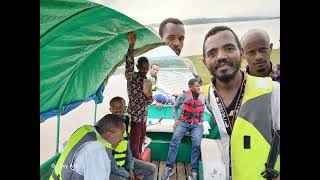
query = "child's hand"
(128, 31, 136, 49)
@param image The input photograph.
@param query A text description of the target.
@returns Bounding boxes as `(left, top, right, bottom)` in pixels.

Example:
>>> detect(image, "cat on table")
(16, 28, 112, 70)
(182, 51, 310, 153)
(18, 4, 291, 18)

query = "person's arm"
(146, 91, 154, 105)
(172, 92, 185, 129)
(173, 92, 185, 120)
(106, 149, 129, 178)
(125, 32, 136, 81)
(75, 142, 111, 180)
(143, 79, 153, 98)
(124, 141, 134, 170)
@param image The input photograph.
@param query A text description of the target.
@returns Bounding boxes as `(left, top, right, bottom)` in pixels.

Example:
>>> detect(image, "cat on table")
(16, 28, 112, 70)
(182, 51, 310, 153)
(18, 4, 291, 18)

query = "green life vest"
(50, 125, 112, 180)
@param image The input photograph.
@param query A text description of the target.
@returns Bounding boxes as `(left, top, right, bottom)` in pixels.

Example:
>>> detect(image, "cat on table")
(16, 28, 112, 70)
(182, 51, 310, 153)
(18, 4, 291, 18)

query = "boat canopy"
(40, 0, 163, 122)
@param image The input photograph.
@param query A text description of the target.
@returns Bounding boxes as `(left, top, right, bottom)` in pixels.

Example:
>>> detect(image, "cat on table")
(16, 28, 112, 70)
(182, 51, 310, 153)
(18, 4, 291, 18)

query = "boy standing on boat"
(161, 78, 210, 180)
(125, 32, 153, 159)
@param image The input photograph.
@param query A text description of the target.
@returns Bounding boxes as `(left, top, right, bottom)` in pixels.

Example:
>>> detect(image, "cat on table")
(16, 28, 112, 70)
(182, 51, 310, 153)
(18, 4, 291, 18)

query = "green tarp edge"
(40, 0, 162, 114)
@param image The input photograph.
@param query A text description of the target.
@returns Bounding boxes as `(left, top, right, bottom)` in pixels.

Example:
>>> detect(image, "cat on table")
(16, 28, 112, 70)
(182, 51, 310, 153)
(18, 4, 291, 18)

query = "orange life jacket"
(179, 90, 205, 124)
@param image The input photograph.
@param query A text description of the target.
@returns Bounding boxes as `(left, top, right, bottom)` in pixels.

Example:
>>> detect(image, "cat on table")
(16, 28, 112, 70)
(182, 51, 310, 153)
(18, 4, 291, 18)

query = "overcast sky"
(91, 0, 280, 25)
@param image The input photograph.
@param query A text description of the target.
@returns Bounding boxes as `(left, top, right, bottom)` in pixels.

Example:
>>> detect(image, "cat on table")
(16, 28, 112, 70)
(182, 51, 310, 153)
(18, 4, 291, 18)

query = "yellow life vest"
(113, 115, 131, 166)
(50, 125, 112, 180)
(231, 75, 280, 180)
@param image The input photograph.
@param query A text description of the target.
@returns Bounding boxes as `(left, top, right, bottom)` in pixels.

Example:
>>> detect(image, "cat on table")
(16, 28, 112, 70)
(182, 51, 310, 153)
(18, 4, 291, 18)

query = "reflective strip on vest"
(51, 125, 112, 180)
(201, 84, 210, 97)
(231, 75, 280, 180)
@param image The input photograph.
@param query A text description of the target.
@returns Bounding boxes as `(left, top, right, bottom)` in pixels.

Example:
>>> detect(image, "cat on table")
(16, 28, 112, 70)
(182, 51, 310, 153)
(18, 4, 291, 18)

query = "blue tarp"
(40, 84, 104, 122)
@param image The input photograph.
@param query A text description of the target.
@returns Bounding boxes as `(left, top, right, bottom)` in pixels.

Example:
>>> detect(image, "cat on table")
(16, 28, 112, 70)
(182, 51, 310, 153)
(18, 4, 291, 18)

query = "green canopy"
(40, 0, 162, 115)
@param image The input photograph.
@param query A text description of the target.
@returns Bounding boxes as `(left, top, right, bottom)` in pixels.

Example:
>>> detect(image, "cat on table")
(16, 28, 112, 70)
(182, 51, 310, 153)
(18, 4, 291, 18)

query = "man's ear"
(202, 57, 206, 66)
(270, 43, 273, 51)
(102, 132, 110, 140)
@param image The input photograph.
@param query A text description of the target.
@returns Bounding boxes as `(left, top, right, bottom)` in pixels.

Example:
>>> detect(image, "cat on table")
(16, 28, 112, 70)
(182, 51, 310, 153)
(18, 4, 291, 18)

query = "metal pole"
(56, 113, 61, 153)
(94, 102, 97, 125)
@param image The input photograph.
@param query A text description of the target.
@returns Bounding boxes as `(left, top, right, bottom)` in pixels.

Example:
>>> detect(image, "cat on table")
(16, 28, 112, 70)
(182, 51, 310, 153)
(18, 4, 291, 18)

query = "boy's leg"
(133, 158, 157, 180)
(165, 121, 189, 168)
(129, 121, 142, 158)
(190, 122, 204, 173)
(139, 117, 147, 154)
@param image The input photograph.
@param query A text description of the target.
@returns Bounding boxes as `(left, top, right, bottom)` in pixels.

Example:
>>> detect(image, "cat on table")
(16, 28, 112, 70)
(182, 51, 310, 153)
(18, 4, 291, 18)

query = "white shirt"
(73, 141, 111, 180)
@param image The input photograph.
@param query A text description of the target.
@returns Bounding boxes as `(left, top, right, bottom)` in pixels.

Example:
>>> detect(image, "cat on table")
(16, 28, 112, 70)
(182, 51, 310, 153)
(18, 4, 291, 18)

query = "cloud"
(91, 0, 280, 25)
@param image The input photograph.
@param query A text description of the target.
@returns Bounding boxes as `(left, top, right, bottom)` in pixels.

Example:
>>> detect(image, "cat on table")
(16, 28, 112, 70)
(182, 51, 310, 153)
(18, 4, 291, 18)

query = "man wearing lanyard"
(202, 26, 280, 180)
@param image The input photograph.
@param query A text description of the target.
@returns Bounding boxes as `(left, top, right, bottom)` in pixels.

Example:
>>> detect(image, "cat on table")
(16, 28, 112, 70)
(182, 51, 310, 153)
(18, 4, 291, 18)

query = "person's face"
(242, 36, 272, 74)
(150, 65, 159, 77)
(103, 123, 125, 148)
(138, 62, 149, 75)
(190, 82, 201, 94)
(203, 30, 242, 83)
(109, 100, 126, 117)
(162, 23, 185, 56)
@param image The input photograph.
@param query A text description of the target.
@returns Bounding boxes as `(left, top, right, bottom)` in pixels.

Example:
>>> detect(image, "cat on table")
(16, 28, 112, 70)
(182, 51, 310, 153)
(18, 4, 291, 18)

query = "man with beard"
(201, 29, 280, 97)
(202, 26, 280, 180)
(241, 29, 280, 82)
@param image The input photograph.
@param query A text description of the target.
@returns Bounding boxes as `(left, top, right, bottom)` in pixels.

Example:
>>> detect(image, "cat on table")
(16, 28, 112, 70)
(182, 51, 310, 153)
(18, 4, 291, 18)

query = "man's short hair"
(94, 114, 124, 134)
(110, 96, 125, 106)
(137, 56, 149, 67)
(202, 26, 241, 58)
(159, 18, 184, 38)
(188, 78, 199, 86)
(193, 74, 203, 86)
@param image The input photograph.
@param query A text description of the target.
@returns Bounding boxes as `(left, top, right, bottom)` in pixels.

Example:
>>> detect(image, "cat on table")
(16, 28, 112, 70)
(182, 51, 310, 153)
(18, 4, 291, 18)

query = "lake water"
(40, 19, 280, 164)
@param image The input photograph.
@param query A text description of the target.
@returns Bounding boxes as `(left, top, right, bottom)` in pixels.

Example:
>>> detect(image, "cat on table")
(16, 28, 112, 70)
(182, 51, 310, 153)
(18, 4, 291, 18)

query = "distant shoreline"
(148, 17, 279, 27)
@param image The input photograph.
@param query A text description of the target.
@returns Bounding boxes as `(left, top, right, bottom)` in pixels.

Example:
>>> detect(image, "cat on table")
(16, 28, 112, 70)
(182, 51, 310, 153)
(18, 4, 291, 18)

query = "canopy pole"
(94, 102, 97, 125)
(55, 113, 61, 153)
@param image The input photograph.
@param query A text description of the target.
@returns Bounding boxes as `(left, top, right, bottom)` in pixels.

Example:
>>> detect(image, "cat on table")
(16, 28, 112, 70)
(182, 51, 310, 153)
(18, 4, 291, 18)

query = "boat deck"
(152, 161, 191, 180)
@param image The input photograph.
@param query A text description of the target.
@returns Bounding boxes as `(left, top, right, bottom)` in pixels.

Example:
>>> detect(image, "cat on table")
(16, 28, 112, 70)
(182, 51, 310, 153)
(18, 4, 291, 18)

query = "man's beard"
(210, 58, 240, 83)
